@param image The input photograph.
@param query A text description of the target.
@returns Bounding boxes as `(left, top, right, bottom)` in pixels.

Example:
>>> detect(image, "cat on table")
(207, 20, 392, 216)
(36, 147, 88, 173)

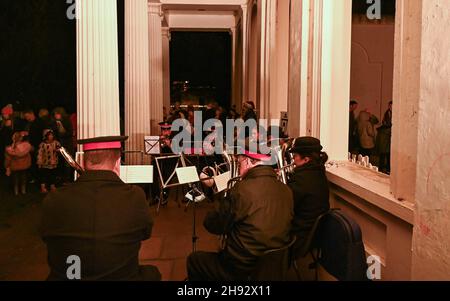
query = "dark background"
(0, 0, 76, 113)
(169, 31, 232, 109)
(353, 0, 396, 16)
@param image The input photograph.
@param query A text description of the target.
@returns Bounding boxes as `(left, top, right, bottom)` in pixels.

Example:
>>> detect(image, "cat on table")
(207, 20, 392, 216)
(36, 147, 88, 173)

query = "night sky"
(0, 0, 76, 113)
(170, 31, 232, 108)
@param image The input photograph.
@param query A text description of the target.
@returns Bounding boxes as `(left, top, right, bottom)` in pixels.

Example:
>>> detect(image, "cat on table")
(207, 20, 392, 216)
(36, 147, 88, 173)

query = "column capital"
(148, 2, 162, 16)
(241, 3, 248, 14)
(162, 27, 171, 41)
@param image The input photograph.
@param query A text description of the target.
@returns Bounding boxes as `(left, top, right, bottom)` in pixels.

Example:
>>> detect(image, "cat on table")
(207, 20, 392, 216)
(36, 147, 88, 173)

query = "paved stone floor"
(0, 182, 220, 281)
(0, 178, 313, 281)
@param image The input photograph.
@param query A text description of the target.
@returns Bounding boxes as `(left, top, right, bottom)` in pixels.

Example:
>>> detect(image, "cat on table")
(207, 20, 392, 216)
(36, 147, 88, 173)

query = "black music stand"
(177, 153, 204, 253)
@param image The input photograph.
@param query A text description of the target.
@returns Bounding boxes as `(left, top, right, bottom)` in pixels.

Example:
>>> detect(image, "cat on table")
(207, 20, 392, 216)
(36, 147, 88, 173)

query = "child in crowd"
(37, 130, 61, 193)
(4, 132, 32, 196)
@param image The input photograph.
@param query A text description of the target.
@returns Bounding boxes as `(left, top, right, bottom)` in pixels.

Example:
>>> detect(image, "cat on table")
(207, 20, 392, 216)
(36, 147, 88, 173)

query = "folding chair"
(249, 236, 297, 281)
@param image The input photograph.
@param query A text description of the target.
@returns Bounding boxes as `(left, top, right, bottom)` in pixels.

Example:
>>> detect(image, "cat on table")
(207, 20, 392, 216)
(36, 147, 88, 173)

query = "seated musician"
(40, 136, 161, 281)
(153, 122, 175, 205)
(159, 121, 173, 154)
(187, 139, 294, 281)
(287, 137, 330, 257)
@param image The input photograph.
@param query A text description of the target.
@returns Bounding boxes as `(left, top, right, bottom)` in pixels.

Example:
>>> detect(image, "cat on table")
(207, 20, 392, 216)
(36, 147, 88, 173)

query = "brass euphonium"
(222, 145, 241, 195)
(222, 145, 239, 180)
(276, 138, 296, 184)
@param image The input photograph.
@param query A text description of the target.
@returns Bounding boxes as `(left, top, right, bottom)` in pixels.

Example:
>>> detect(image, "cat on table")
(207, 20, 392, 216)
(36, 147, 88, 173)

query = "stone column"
(259, 0, 277, 121)
(162, 27, 171, 114)
(230, 26, 237, 108)
(287, 0, 303, 137)
(319, 0, 352, 161)
(148, 2, 164, 134)
(124, 0, 151, 164)
(241, 4, 249, 102)
(391, 0, 450, 280)
(76, 0, 121, 142)
(287, 0, 352, 161)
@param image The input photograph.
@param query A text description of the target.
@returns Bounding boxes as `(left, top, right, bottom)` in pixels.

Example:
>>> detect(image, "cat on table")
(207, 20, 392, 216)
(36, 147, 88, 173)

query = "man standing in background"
(349, 100, 359, 154)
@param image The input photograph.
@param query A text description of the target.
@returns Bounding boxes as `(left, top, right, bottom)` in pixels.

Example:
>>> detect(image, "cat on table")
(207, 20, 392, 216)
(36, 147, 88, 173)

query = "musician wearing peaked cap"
(40, 136, 161, 281)
(187, 138, 294, 281)
(158, 121, 173, 154)
(288, 137, 330, 259)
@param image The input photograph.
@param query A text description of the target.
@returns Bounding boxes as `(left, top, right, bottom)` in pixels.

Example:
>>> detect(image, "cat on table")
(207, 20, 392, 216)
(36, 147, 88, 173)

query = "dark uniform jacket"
(288, 163, 330, 255)
(204, 165, 294, 274)
(40, 170, 153, 281)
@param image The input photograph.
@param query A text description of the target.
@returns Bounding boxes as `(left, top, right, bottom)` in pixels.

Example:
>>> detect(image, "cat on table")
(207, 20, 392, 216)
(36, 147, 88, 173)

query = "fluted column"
(259, 0, 277, 120)
(124, 0, 151, 164)
(162, 27, 171, 114)
(241, 4, 249, 101)
(230, 26, 237, 108)
(77, 0, 120, 142)
(148, 3, 164, 134)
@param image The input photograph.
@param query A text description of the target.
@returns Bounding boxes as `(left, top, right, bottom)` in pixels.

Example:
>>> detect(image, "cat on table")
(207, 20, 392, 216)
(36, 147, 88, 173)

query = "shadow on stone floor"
(0, 178, 314, 281)
(0, 182, 219, 281)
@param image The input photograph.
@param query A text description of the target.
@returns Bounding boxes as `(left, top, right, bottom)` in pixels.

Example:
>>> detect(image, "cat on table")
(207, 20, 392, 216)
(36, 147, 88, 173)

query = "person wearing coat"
(187, 140, 294, 281)
(357, 110, 379, 158)
(349, 100, 359, 153)
(0, 118, 14, 175)
(376, 102, 393, 174)
(287, 137, 330, 258)
(51, 107, 74, 183)
(40, 136, 161, 281)
(4, 132, 32, 196)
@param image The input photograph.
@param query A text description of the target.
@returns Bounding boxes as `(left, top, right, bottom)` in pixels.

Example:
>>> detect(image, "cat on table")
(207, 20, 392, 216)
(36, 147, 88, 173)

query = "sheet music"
(145, 136, 161, 155)
(176, 166, 200, 185)
(214, 171, 232, 193)
(120, 166, 153, 184)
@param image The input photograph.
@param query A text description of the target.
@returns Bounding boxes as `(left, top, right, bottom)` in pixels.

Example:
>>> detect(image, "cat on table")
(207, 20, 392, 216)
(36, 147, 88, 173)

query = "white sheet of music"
(120, 166, 153, 184)
(144, 136, 161, 155)
(214, 171, 232, 193)
(176, 166, 200, 185)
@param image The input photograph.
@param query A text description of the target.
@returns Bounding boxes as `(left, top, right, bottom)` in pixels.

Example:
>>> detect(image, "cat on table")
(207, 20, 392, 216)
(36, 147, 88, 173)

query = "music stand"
(154, 154, 183, 213)
(176, 153, 203, 253)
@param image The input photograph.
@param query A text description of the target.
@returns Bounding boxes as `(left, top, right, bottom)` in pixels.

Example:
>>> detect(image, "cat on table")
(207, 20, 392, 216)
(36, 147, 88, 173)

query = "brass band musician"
(187, 139, 294, 281)
(40, 136, 161, 281)
(287, 137, 330, 258)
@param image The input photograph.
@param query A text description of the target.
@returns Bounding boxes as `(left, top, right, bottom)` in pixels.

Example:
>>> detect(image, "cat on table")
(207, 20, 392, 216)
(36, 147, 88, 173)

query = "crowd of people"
(163, 100, 257, 133)
(348, 100, 393, 174)
(0, 104, 76, 196)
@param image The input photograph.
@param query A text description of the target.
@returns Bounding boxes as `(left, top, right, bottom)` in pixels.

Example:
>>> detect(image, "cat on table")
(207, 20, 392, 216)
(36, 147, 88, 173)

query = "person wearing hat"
(288, 137, 330, 258)
(151, 122, 175, 206)
(159, 121, 173, 154)
(40, 136, 161, 281)
(187, 139, 294, 281)
(242, 101, 257, 122)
